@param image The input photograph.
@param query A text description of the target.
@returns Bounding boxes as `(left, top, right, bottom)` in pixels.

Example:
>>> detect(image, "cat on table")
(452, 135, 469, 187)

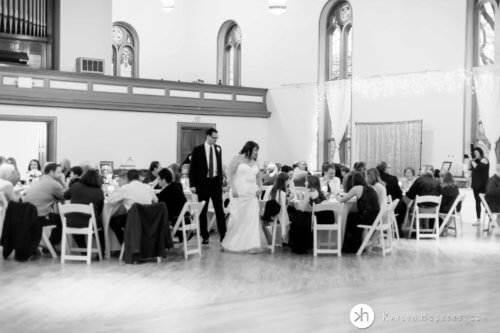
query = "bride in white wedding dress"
(222, 141, 264, 252)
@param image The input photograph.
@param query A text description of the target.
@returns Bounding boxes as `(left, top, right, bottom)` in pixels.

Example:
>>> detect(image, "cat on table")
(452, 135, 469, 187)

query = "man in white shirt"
(109, 169, 158, 243)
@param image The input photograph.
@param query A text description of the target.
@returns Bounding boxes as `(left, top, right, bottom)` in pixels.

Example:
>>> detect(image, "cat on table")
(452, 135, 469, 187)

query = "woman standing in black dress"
(338, 172, 380, 253)
(470, 147, 489, 225)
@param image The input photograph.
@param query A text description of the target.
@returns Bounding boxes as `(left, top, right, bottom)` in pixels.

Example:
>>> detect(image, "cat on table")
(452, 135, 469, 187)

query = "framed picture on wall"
(99, 161, 114, 176)
(441, 161, 452, 173)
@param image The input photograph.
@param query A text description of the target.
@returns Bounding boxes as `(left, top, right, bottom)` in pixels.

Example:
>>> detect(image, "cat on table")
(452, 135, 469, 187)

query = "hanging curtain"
(355, 120, 422, 177)
(473, 66, 500, 175)
(325, 79, 352, 163)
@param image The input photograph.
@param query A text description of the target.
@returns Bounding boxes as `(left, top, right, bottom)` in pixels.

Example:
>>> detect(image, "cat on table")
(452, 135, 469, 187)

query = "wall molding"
(0, 68, 270, 118)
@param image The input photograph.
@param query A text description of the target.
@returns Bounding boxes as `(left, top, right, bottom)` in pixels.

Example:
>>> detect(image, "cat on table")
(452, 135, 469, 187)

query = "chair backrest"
(185, 192, 198, 203)
(187, 201, 205, 223)
(383, 198, 399, 225)
(311, 202, 338, 225)
(58, 203, 96, 229)
(479, 193, 494, 216)
(171, 202, 190, 236)
(415, 195, 442, 205)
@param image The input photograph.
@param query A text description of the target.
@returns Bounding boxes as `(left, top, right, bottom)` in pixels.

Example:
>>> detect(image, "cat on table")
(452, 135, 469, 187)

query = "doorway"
(177, 122, 216, 165)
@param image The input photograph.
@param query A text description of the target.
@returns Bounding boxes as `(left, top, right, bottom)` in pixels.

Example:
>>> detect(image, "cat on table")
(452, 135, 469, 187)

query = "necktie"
(209, 145, 214, 178)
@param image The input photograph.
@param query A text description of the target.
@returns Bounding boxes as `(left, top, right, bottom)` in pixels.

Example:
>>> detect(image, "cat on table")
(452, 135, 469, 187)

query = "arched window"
(472, 1, 496, 153)
(327, 2, 353, 80)
(217, 21, 241, 86)
(319, 1, 353, 165)
(476, 0, 496, 66)
(112, 22, 139, 78)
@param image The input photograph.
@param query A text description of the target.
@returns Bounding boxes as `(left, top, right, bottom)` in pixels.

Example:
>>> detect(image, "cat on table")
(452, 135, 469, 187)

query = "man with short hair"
(485, 163, 500, 213)
(143, 161, 161, 186)
(189, 128, 226, 244)
(24, 163, 67, 245)
(322, 164, 340, 194)
(406, 165, 442, 201)
(109, 169, 158, 244)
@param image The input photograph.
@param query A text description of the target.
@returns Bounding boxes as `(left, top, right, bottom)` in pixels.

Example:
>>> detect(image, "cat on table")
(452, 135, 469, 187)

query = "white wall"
(59, 0, 112, 74)
(0, 106, 268, 170)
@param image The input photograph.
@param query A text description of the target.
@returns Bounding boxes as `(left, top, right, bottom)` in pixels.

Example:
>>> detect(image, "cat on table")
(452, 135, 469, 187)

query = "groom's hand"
(190, 187, 196, 194)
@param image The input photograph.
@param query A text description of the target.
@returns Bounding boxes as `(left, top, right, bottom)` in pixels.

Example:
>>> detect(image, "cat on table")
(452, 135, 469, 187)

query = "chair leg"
(416, 216, 420, 242)
(94, 224, 103, 261)
(60, 228, 66, 263)
(196, 223, 202, 257)
(380, 231, 385, 257)
(86, 230, 92, 265)
(271, 221, 277, 254)
(357, 227, 376, 256)
(409, 213, 415, 238)
(119, 243, 124, 261)
(313, 224, 317, 257)
(182, 227, 188, 260)
(337, 227, 342, 257)
(42, 228, 57, 259)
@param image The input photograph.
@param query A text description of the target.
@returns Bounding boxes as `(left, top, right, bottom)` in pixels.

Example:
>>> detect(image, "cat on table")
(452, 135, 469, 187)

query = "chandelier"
(268, 0, 287, 15)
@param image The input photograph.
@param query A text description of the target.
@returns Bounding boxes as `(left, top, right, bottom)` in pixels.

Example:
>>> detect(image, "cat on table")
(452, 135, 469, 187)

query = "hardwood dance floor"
(0, 192, 499, 332)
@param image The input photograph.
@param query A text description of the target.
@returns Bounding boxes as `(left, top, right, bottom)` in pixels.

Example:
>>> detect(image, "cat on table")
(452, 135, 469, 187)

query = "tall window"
(320, 1, 353, 165)
(327, 2, 352, 80)
(112, 22, 139, 78)
(472, 1, 496, 152)
(217, 21, 241, 86)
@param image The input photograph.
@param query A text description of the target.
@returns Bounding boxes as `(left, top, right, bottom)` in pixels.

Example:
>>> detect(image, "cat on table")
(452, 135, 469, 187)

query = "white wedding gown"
(222, 162, 263, 252)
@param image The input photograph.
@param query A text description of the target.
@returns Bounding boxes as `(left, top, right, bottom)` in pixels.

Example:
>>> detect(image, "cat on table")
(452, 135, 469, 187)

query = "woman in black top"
(64, 169, 105, 251)
(440, 172, 461, 214)
(469, 147, 489, 225)
(338, 172, 380, 253)
(157, 168, 187, 225)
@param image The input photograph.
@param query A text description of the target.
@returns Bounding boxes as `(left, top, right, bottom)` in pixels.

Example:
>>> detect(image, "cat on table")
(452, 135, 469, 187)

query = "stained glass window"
(478, 2, 495, 66)
(112, 23, 139, 78)
(327, 1, 352, 80)
(223, 24, 241, 86)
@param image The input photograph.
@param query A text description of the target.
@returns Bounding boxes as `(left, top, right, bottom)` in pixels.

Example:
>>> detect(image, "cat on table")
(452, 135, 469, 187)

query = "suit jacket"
(64, 182, 104, 228)
(380, 172, 403, 200)
(123, 203, 173, 264)
(189, 143, 223, 189)
(157, 182, 187, 222)
(0, 202, 41, 261)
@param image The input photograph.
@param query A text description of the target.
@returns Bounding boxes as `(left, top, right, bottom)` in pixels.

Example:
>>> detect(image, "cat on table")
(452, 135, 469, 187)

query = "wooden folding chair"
(312, 202, 342, 257)
(171, 201, 205, 259)
(479, 193, 500, 234)
(408, 195, 442, 241)
(58, 203, 103, 264)
(259, 200, 279, 253)
(439, 193, 466, 237)
(356, 203, 394, 256)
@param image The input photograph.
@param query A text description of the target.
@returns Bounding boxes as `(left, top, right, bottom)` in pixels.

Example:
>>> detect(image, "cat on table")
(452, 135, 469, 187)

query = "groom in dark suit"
(189, 128, 226, 244)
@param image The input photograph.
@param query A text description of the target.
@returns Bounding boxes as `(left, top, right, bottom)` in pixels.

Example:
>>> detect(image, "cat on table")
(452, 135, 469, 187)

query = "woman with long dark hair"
(339, 171, 380, 253)
(263, 172, 291, 242)
(222, 141, 263, 252)
(469, 147, 489, 225)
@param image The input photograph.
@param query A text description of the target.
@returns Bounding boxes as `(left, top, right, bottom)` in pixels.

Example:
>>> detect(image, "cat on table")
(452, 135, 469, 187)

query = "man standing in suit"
(189, 128, 226, 244)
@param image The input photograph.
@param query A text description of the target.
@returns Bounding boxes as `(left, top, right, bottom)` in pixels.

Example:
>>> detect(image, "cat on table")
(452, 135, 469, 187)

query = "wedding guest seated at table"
(64, 169, 105, 251)
(293, 160, 310, 187)
(263, 172, 291, 243)
(157, 168, 187, 227)
(339, 172, 380, 253)
(405, 164, 442, 205)
(168, 163, 182, 183)
(24, 159, 42, 183)
(108, 169, 158, 244)
(366, 168, 387, 208)
(339, 165, 350, 184)
(59, 158, 71, 179)
(6, 157, 18, 170)
(485, 163, 500, 213)
(143, 161, 161, 187)
(24, 163, 67, 246)
(343, 162, 366, 193)
(439, 172, 461, 215)
(67, 166, 83, 187)
(0, 164, 21, 202)
(289, 175, 330, 254)
(401, 167, 416, 192)
(377, 161, 406, 235)
(321, 163, 341, 194)
(262, 163, 279, 186)
(280, 165, 297, 200)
